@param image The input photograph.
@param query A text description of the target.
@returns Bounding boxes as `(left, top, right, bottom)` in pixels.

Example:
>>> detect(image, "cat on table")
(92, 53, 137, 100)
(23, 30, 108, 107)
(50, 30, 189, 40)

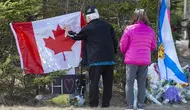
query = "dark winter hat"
(85, 6, 97, 15)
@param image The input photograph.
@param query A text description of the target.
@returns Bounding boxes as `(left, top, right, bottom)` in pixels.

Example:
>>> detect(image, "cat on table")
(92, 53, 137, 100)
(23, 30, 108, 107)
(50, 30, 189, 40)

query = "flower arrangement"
(69, 95, 78, 106)
(68, 94, 85, 107)
(146, 63, 190, 104)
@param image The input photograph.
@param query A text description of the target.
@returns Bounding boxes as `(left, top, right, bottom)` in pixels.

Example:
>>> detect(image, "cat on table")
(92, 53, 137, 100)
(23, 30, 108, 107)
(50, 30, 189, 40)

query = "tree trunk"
(66, 0, 69, 13)
(9, 35, 15, 97)
(10, 76, 15, 96)
(156, 0, 161, 36)
(60, 0, 69, 14)
(42, 0, 47, 18)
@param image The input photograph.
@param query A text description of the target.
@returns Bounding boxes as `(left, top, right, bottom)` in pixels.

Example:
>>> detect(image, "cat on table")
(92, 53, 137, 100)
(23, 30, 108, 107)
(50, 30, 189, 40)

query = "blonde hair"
(131, 9, 150, 25)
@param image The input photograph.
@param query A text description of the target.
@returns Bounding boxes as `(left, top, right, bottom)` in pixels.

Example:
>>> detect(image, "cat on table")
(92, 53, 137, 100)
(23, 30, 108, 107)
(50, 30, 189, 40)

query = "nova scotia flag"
(158, 0, 187, 84)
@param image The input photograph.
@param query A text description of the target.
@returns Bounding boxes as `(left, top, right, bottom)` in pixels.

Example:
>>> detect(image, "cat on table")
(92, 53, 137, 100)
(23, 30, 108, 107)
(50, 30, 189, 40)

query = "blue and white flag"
(158, 0, 187, 84)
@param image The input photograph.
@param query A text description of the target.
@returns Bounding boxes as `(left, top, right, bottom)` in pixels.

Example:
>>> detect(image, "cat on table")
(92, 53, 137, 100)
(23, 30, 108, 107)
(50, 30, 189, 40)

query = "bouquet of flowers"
(182, 65, 190, 83)
(69, 94, 79, 106)
(69, 94, 85, 107)
(147, 63, 162, 97)
(69, 86, 85, 107)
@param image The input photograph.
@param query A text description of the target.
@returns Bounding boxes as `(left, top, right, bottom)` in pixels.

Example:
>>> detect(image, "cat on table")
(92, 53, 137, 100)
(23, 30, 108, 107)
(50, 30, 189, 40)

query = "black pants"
(88, 65, 114, 107)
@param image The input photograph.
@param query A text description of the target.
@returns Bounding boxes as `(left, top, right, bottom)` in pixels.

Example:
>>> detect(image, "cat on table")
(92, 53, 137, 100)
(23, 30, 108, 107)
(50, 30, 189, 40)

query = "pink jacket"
(120, 22, 157, 65)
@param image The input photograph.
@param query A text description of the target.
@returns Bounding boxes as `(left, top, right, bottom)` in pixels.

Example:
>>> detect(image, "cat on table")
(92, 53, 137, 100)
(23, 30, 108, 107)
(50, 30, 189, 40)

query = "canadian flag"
(10, 12, 86, 74)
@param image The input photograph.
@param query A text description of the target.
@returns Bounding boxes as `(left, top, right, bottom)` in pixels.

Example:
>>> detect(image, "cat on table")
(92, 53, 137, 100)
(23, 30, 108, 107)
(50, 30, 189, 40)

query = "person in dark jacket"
(65, 6, 118, 108)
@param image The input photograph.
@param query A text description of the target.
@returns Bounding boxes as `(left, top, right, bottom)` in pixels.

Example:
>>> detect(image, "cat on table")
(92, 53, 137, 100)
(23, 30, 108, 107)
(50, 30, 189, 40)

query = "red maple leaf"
(43, 25, 76, 61)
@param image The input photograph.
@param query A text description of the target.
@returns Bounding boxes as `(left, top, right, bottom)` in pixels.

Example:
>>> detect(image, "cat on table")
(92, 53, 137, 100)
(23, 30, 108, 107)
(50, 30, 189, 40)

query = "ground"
(176, 40, 190, 66)
(1, 40, 190, 110)
(0, 104, 190, 110)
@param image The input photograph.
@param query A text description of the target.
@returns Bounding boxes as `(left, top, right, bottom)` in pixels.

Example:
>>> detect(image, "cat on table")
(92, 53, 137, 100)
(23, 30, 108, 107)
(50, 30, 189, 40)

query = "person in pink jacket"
(120, 9, 156, 110)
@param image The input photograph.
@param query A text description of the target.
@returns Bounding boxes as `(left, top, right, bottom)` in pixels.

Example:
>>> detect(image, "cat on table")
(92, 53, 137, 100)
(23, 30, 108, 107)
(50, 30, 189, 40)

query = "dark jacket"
(69, 19, 118, 65)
